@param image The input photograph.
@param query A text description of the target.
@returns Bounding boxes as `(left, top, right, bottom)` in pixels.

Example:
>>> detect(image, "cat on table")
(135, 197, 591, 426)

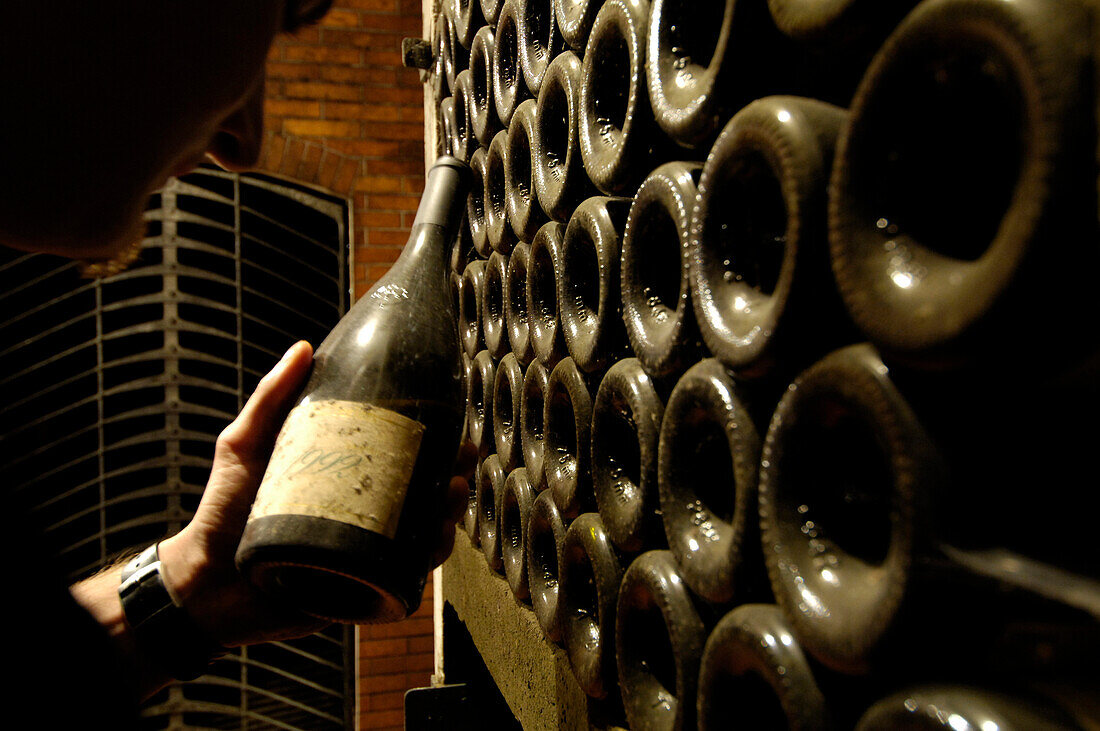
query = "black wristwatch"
(118, 543, 227, 680)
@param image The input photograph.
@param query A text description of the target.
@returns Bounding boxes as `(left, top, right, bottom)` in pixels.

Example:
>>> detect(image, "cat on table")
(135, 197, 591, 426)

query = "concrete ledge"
(442, 530, 608, 730)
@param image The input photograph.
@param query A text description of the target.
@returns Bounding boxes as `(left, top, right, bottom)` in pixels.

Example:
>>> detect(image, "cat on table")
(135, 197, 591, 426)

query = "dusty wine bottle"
(590, 357, 666, 553)
(759, 343, 1100, 676)
(482, 250, 511, 360)
(482, 0, 504, 25)
(452, 69, 479, 164)
(657, 358, 768, 606)
(464, 459, 481, 545)
(492, 352, 525, 471)
(620, 161, 704, 377)
(505, 99, 548, 242)
(527, 488, 568, 641)
(521, 359, 550, 489)
(442, 6, 469, 94)
(697, 604, 831, 731)
(579, 0, 664, 196)
(493, 0, 531, 128)
(527, 220, 570, 365)
(466, 145, 492, 258)
(430, 10, 450, 104)
(500, 466, 537, 600)
(554, 0, 604, 51)
(516, 0, 567, 95)
(454, 0, 486, 49)
(689, 95, 854, 382)
(235, 156, 471, 624)
(438, 96, 458, 160)
(450, 207, 476, 275)
(559, 195, 632, 372)
(855, 686, 1082, 731)
(646, 0, 790, 149)
(477, 453, 507, 572)
(765, 0, 919, 106)
(470, 25, 501, 149)
(459, 259, 486, 358)
(533, 50, 594, 221)
(560, 512, 624, 700)
(616, 549, 710, 731)
(828, 0, 1098, 370)
(484, 129, 518, 255)
(467, 349, 497, 458)
(543, 356, 596, 518)
(505, 241, 536, 365)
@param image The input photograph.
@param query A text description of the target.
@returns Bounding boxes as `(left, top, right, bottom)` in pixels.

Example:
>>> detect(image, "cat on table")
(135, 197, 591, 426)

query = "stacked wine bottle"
(431, 0, 1100, 727)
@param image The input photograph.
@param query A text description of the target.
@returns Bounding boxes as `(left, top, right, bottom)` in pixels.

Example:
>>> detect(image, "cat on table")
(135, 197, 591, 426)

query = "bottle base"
(236, 514, 426, 624)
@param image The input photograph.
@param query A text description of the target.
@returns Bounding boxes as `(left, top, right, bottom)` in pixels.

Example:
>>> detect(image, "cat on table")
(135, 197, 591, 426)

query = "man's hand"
(156, 340, 475, 648)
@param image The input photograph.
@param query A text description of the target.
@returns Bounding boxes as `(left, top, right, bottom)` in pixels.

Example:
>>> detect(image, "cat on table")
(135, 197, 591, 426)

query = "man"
(0, 2, 471, 724)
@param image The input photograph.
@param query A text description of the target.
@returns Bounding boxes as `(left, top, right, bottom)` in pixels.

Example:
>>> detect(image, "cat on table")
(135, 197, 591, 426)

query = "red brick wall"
(258, 3, 436, 729)
(261, 0, 428, 299)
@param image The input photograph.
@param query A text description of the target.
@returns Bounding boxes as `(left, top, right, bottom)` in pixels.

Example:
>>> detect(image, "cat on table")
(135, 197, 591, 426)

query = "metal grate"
(0, 165, 354, 730)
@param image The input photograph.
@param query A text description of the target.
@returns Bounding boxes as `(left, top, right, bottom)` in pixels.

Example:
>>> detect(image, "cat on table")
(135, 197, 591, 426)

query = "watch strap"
(118, 543, 227, 680)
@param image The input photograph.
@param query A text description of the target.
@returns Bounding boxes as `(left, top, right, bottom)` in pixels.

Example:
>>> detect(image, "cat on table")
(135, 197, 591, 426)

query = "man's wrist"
(118, 543, 227, 680)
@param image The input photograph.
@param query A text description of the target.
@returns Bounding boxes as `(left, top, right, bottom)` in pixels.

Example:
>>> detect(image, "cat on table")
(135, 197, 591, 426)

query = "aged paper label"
(251, 399, 425, 539)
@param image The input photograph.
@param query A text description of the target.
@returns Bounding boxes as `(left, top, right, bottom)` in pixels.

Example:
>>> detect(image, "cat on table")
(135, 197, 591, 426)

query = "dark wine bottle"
(466, 145, 493, 258)
(454, 0, 487, 49)
(505, 98, 549, 242)
(442, 6, 470, 95)
(533, 50, 594, 221)
(492, 351, 525, 471)
(579, 0, 665, 196)
(759, 343, 1100, 676)
(616, 549, 709, 731)
(697, 604, 830, 731)
(646, 0, 789, 149)
(450, 269, 463, 328)
(766, 0, 919, 106)
(430, 10, 451, 104)
(466, 349, 496, 458)
(464, 458, 481, 545)
(590, 357, 665, 554)
(482, 250, 510, 360)
(527, 488, 568, 641)
(516, 0, 567, 95)
(855, 686, 1082, 731)
(559, 195, 632, 372)
(500, 466, 537, 600)
(828, 0, 1099, 371)
(757, 343, 938, 674)
(481, 0, 505, 25)
(460, 351, 473, 445)
(543, 356, 595, 518)
(505, 241, 536, 365)
(235, 157, 471, 624)
(477, 453, 507, 572)
(451, 69, 479, 164)
(526, 220, 569, 366)
(553, 0, 605, 51)
(658, 358, 769, 606)
(492, 0, 531, 128)
(450, 207, 476, 275)
(459, 259, 486, 358)
(484, 129, 519, 255)
(690, 96, 854, 382)
(520, 358, 550, 489)
(438, 96, 458, 160)
(620, 161, 704, 378)
(469, 25, 501, 149)
(560, 512, 624, 699)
